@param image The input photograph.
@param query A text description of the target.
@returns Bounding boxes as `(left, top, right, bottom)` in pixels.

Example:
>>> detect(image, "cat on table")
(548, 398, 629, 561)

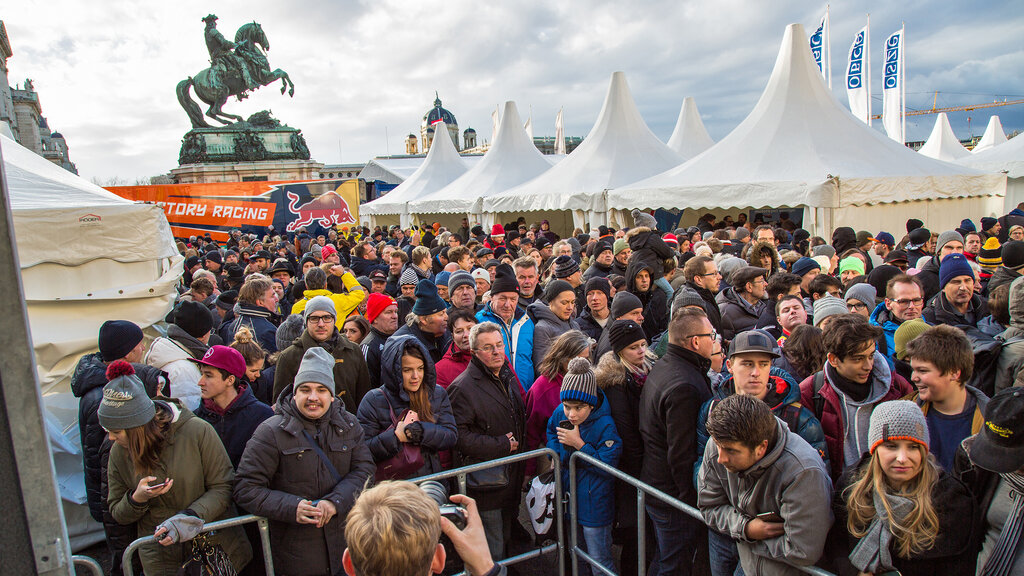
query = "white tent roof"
(666, 97, 715, 160)
(608, 23, 1004, 212)
(973, 116, 1008, 154)
(409, 101, 551, 215)
(357, 157, 424, 184)
(484, 72, 682, 214)
(361, 122, 468, 216)
(918, 113, 971, 161)
(959, 134, 1024, 178)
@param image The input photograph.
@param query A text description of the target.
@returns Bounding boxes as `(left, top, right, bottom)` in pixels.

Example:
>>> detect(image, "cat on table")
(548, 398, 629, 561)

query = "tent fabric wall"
(973, 116, 1008, 154)
(958, 134, 1023, 211)
(918, 113, 971, 161)
(3, 133, 181, 550)
(666, 97, 715, 160)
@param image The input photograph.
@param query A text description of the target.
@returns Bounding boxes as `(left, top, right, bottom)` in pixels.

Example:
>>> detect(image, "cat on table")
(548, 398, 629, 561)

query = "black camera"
(419, 480, 467, 530)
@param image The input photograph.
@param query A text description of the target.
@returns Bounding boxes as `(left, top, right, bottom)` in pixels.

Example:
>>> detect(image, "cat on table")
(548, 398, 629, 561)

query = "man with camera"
(343, 481, 506, 576)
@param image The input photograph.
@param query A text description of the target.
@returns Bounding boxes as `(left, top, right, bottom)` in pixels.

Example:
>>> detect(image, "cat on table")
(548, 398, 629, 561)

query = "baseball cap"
(728, 329, 780, 359)
(870, 232, 895, 247)
(968, 387, 1024, 474)
(189, 345, 247, 380)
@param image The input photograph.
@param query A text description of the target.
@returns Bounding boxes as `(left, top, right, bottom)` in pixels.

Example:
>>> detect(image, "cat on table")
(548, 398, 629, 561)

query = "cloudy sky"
(4, 0, 1022, 182)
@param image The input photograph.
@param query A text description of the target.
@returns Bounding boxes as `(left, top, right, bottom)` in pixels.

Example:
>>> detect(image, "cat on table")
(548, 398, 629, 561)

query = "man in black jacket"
(680, 256, 723, 333)
(447, 322, 526, 561)
(640, 308, 715, 576)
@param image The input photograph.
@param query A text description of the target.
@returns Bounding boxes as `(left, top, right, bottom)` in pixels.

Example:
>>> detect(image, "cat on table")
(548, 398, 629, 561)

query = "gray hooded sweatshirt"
(830, 351, 896, 469)
(698, 418, 834, 575)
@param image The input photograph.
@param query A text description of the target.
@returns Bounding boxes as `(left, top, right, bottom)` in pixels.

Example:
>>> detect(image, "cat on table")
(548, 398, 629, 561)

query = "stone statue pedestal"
(171, 111, 322, 184)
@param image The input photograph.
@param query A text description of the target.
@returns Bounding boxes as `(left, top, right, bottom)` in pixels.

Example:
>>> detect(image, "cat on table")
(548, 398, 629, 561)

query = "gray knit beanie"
(276, 314, 305, 351)
(448, 270, 476, 294)
(813, 296, 848, 327)
(868, 400, 929, 454)
(844, 283, 877, 307)
(560, 357, 599, 407)
(400, 267, 419, 287)
(303, 295, 336, 322)
(293, 347, 336, 394)
(672, 286, 706, 316)
(935, 230, 965, 256)
(97, 361, 156, 430)
(812, 244, 836, 259)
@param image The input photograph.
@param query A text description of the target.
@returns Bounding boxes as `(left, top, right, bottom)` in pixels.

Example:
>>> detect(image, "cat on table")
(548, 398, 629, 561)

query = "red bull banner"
(107, 179, 362, 241)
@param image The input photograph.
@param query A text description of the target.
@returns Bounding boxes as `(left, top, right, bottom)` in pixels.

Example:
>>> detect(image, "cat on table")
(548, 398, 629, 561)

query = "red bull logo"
(286, 191, 355, 232)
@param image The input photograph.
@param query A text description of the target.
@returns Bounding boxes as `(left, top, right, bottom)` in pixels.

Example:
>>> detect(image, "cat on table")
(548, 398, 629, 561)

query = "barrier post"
(122, 515, 274, 576)
(71, 555, 103, 576)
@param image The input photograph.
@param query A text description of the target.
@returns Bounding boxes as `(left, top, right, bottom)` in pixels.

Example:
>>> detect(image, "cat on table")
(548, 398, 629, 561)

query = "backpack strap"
(301, 430, 343, 485)
(811, 370, 826, 421)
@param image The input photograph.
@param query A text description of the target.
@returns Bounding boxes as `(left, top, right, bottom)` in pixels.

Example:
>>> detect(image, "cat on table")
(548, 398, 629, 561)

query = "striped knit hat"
(868, 400, 929, 454)
(560, 357, 598, 407)
(978, 237, 1002, 270)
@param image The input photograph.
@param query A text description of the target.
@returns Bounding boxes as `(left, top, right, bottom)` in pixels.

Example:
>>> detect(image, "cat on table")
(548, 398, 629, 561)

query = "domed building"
(421, 92, 460, 152)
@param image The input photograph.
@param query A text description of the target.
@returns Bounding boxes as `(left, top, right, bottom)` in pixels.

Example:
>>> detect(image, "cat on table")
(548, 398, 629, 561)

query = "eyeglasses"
(474, 342, 506, 354)
(847, 302, 867, 312)
(891, 298, 924, 307)
(307, 315, 335, 325)
(701, 271, 721, 277)
(686, 330, 718, 341)
(710, 350, 724, 357)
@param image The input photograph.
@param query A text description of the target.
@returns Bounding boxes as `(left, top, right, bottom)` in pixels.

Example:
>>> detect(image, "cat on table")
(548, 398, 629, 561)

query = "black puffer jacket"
(626, 226, 674, 281)
(356, 335, 457, 479)
(70, 353, 166, 522)
(626, 260, 668, 341)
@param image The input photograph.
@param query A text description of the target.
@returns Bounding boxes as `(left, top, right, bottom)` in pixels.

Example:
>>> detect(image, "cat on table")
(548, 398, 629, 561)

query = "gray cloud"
(3, 0, 1021, 181)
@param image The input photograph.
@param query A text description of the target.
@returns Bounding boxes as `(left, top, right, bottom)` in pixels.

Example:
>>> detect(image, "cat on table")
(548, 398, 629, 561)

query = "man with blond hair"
(342, 482, 505, 576)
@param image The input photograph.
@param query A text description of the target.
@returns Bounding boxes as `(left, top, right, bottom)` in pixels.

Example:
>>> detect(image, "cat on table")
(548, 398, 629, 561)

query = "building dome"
(422, 92, 457, 129)
(463, 127, 476, 135)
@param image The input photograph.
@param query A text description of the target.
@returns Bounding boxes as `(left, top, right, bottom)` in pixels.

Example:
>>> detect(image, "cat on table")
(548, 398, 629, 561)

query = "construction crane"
(870, 92, 1024, 119)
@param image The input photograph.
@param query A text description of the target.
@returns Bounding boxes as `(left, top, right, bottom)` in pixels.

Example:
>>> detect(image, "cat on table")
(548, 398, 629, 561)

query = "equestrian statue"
(176, 15, 295, 128)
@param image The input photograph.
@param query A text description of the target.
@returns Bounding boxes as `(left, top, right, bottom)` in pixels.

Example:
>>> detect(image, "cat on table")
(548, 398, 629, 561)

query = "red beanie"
(662, 233, 678, 247)
(321, 244, 338, 259)
(491, 224, 505, 236)
(365, 293, 397, 323)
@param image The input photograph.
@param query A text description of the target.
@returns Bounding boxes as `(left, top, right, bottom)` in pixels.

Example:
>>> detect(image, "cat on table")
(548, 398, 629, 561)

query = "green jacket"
(107, 400, 251, 575)
(273, 329, 372, 414)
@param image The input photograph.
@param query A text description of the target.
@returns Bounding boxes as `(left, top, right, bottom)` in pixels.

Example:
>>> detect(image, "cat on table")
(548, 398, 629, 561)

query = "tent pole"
(0, 138, 74, 575)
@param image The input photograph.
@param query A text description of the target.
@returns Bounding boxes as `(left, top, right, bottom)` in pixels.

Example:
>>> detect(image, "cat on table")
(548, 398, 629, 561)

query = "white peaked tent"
(918, 113, 971, 161)
(484, 72, 683, 230)
(608, 23, 1005, 236)
(3, 133, 181, 549)
(409, 101, 551, 227)
(361, 121, 468, 228)
(959, 134, 1024, 210)
(973, 116, 1008, 154)
(666, 97, 715, 160)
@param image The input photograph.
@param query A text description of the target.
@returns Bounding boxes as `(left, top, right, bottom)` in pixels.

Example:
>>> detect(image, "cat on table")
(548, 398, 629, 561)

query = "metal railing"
(568, 451, 834, 576)
(71, 555, 104, 576)
(122, 514, 273, 576)
(413, 447, 565, 576)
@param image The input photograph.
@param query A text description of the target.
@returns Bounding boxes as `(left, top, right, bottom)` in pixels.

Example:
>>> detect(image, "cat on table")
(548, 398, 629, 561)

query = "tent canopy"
(484, 71, 682, 214)
(973, 116, 1008, 154)
(959, 133, 1024, 178)
(409, 101, 551, 216)
(608, 23, 1004, 213)
(361, 121, 468, 222)
(918, 113, 970, 161)
(666, 97, 715, 160)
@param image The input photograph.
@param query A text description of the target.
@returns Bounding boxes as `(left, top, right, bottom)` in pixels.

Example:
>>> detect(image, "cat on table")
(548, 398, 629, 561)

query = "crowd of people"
(73, 207, 1024, 576)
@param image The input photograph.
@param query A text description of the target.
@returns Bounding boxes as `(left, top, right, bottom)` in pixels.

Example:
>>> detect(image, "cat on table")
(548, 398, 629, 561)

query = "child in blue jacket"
(547, 357, 622, 576)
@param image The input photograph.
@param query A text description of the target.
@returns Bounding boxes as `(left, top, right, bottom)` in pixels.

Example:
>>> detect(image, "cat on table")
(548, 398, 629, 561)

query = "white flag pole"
(826, 5, 832, 90)
(866, 14, 872, 126)
(901, 23, 906, 144)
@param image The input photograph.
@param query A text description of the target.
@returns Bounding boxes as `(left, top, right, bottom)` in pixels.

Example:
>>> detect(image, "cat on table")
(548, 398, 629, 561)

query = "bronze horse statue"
(176, 22, 294, 128)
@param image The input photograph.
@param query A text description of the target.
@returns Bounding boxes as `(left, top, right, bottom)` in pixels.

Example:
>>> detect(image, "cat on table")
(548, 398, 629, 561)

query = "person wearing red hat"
(361, 293, 400, 389)
(321, 244, 341, 265)
(662, 233, 679, 250)
(485, 224, 506, 249)
(193, 345, 274, 468)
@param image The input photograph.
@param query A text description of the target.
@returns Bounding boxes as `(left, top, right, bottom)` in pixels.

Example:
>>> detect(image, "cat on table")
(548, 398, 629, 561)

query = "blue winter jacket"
(219, 303, 279, 353)
(546, 391, 622, 527)
(869, 301, 900, 367)
(694, 367, 829, 487)
(477, 303, 536, 391)
(356, 334, 458, 479)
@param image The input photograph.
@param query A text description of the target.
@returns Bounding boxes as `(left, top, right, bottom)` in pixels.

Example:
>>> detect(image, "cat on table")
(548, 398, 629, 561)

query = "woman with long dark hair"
(830, 400, 976, 575)
(774, 324, 825, 382)
(102, 361, 251, 575)
(356, 334, 457, 479)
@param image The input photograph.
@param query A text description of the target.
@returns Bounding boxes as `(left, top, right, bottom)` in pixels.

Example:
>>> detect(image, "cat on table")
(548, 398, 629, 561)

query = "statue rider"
(202, 14, 257, 92)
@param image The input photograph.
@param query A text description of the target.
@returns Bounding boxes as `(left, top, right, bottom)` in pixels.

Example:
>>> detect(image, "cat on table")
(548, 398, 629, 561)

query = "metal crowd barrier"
(122, 514, 273, 576)
(413, 447, 565, 576)
(568, 451, 835, 576)
(71, 555, 104, 576)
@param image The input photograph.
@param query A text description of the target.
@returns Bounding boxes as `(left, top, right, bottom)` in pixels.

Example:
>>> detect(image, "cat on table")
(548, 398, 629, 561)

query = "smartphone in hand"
(558, 420, 574, 430)
(756, 511, 783, 523)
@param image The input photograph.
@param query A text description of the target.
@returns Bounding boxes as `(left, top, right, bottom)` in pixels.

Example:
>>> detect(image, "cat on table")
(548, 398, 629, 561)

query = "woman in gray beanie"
(101, 361, 252, 575)
(828, 400, 976, 576)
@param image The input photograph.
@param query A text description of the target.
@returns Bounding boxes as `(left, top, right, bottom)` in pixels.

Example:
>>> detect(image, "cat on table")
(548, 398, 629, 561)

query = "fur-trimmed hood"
(746, 239, 779, 272)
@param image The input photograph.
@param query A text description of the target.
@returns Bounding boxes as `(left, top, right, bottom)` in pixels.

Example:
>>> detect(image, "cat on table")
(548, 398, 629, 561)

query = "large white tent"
(666, 97, 715, 160)
(361, 121, 468, 228)
(959, 134, 1024, 210)
(3, 133, 181, 549)
(918, 113, 971, 161)
(607, 23, 1005, 236)
(408, 101, 552, 228)
(483, 72, 683, 230)
(973, 116, 1008, 154)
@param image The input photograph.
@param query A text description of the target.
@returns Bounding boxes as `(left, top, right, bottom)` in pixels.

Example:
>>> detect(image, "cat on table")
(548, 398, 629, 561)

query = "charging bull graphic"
(286, 190, 355, 232)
